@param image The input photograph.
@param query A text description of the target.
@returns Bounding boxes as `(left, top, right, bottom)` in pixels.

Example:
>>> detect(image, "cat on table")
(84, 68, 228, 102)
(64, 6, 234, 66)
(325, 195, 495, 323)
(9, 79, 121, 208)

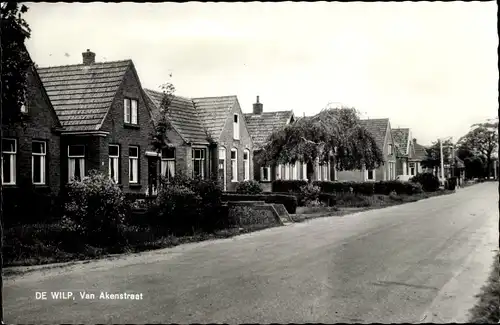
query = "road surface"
(4, 182, 498, 323)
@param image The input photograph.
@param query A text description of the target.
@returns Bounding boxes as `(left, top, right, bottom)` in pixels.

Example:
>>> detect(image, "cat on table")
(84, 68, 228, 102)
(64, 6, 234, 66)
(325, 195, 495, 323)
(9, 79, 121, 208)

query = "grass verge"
(468, 252, 500, 324)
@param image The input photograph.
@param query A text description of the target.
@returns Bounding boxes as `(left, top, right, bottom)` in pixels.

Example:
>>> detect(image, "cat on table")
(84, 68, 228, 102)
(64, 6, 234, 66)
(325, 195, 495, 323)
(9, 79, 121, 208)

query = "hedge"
(273, 179, 425, 196)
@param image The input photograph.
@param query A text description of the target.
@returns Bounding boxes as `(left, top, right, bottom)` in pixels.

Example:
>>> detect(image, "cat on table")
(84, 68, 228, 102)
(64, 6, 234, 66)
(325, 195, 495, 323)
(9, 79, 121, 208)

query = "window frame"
(109, 144, 120, 183)
(161, 147, 176, 181)
(230, 148, 238, 182)
(129, 146, 139, 184)
(2, 138, 17, 185)
(233, 113, 240, 140)
(192, 148, 206, 179)
(243, 149, 250, 181)
(68, 144, 85, 181)
(260, 166, 271, 182)
(218, 147, 227, 190)
(32, 140, 47, 185)
(124, 98, 139, 125)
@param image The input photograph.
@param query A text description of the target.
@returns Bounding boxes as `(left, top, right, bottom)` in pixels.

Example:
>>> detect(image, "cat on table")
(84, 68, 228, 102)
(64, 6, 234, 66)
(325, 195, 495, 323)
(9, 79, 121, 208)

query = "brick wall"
(100, 64, 161, 194)
(217, 99, 254, 192)
(1, 66, 61, 194)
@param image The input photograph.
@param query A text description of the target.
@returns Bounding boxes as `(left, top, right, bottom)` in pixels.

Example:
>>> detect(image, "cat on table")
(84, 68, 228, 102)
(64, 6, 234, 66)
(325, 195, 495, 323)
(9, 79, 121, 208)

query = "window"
(32, 141, 46, 184)
(161, 148, 175, 181)
(233, 114, 240, 140)
(409, 163, 416, 176)
(388, 144, 393, 155)
(192, 148, 206, 179)
(302, 163, 308, 180)
(129, 146, 139, 183)
(109, 145, 120, 183)
(260, 166, 271, 182)
(124, 98, 138, 124)
(367, 169, 375, 181)
(276, 164, 282, 180)
(284, 163, 290, 180)
(68, 145, 85, 181)
(218, 148, 226, 190)
(231, 149, 238, 182)
(243, 149, 250, 181)
(2, 139, 17, 185)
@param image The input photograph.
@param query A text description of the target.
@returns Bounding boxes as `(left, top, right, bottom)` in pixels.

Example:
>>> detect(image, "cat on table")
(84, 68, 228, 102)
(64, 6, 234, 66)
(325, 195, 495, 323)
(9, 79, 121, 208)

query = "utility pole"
(439, 139, 445, 180)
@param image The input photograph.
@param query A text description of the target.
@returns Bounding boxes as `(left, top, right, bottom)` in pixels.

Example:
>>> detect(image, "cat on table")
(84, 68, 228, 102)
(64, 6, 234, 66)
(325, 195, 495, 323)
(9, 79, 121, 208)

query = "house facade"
(2, 63, 63, 194)
(392, 128, 427, 177)
(37, 50, 157, 195)
(336, 118, 397, 182)
(144, 90, 254, 192)
(245, 97, 323, 191)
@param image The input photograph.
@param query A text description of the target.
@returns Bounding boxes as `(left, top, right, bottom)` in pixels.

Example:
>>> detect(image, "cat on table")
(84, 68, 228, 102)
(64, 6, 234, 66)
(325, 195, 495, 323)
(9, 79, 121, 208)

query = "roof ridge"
(245, 109, 293, 115)
(192, 95, 238, 100)
(144, 88, 193, 102)
(37, 59, 132, 70)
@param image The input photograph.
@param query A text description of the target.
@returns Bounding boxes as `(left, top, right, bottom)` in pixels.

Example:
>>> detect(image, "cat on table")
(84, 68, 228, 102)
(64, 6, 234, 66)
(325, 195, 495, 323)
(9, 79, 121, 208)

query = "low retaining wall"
(227, 201, 284, 226)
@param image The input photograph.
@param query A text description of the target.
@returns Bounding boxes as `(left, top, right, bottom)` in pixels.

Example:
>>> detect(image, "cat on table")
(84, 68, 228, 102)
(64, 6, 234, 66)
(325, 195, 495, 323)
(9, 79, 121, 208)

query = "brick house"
(1, 55, 64, 223)
(37, 50, 157, 194)
(336, 118, 397, 182)
(392, 128, 425, 177)
(245, 99, 340, 190)
(2, 61, 63, 192)
(144, 89, 253, 192)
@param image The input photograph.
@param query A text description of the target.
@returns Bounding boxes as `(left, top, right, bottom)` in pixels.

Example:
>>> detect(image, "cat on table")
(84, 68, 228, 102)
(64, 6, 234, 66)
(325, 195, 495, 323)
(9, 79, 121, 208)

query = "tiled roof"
(192, 96, 238, 142)
(359, 118, 390, 151)
(392, 128, 410, 156)
(37, 60, 131, 132)
(244, 111, 294, 149)
(144, 89, 209, 145)
(413, 142, 427, 161)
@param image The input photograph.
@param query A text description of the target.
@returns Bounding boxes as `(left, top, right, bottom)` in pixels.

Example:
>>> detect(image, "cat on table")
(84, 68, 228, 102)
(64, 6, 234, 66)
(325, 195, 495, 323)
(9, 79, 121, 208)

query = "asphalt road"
(4, 182, 498, 324)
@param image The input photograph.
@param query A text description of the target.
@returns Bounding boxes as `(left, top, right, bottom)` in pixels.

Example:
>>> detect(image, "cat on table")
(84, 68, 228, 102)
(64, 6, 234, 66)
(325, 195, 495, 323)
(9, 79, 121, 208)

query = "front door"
(147, 157, 159, 196)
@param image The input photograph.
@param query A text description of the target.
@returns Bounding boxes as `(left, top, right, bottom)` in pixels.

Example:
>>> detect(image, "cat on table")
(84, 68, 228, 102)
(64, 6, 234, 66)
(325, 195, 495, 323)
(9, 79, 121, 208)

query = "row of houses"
(1, 48, 429, 201)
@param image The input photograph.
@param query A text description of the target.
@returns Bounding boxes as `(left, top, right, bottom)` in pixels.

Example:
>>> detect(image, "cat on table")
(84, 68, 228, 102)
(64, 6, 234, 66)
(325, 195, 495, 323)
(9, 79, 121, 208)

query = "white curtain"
(69, 158, 76, 180)
(167, 160, 175, 179)
(131, 100, 138, 124)
(244, 159, 249, 180)
(129, 158, 138, 182)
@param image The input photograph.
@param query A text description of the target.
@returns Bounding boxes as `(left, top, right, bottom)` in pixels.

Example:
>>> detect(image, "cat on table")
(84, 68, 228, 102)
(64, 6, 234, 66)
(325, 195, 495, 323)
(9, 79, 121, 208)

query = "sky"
(24, 2, 498, 146)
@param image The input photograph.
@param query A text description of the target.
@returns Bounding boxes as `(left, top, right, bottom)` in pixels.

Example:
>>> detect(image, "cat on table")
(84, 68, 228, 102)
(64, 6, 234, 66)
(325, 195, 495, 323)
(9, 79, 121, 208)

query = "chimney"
(82, 49, 95, 65)
(253, 95, 263, 114)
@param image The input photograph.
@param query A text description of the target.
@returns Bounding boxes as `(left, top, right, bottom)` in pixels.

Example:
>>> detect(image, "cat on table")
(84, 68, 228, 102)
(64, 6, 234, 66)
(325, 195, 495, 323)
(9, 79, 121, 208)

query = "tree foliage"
(457, 120, 498, 178)
(150, 82, 176, 153)
(420, 139, 454, 170)
(256, 107, 384, 176)
(1, 2, 32, 125)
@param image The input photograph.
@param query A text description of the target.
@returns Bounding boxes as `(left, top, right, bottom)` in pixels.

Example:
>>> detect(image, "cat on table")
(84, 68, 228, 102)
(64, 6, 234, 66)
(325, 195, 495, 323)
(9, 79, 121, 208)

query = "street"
(4, 182, 498, 324)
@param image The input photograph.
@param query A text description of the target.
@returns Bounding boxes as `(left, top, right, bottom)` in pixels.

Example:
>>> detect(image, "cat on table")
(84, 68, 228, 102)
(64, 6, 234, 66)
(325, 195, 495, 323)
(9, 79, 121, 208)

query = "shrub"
(335, 193, 371, 207)
(318, 193, 337, 207)
(63, 171, 127, 247)
(411, 173, 440, 192)
(447, 176, 457, 191)
(236, 180, 263, 194)
(374, 180, 423, 196)
(272, 180, 307, 193)
(154, 184, 202, 235)
(313, 181, 375, 196)
(299, 183, 321, 205)
(157, 175, 226, 232)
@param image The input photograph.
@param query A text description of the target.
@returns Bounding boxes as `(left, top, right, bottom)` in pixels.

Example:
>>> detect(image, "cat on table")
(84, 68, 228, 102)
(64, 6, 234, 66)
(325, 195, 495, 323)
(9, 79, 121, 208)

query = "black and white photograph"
(1, 1, 498, 323)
